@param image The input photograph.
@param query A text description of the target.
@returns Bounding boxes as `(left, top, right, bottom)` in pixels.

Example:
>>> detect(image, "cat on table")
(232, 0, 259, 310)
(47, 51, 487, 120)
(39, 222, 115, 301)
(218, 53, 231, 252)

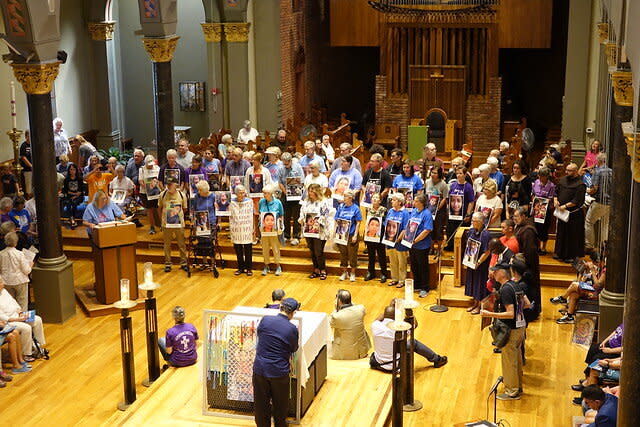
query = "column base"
(31, 258, 75, 323)
(403, 400, 423, 412)
(598, 289, 625, 339)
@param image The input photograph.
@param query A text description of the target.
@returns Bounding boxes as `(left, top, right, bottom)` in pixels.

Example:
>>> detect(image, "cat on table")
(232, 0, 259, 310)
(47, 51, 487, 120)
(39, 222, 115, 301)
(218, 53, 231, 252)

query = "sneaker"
(11, 366, 31, 374)
(149, 227, 156, 235)
(493, 347, 502, 354)
(379, 274, 387, 283)
(364, 272, 374, 281)
(339, 272, 348, 281)
(262, 267, 269, 276)
(433, 356, 448, 368)
(180, 264, 188, 272)
(572, 397, 583, 406)
(550, 296, 567, 305)
(164, 264, 171, 272)
(275, 266, 282, 276)
(350, 273, 356, 282)
(0, 380, 5, 388)
(419, 290, 428, 298)
(497, 393, 521, 401)
(556, 314, 575, 324)
(0, 372, 12, 382)
(290, 238, 300, 246)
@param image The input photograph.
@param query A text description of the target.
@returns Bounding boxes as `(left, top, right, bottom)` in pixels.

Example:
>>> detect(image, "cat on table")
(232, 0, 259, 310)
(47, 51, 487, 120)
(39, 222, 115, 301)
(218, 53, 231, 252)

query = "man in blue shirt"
(581, 385, 617, 427)
(399, 194, 433, 298)
(298, 140, 326, 175)
(278, 153, 305, 245)
(253, 297, 300, 427)
(487, 156, 504, 193)
(328, 156, 363, 206)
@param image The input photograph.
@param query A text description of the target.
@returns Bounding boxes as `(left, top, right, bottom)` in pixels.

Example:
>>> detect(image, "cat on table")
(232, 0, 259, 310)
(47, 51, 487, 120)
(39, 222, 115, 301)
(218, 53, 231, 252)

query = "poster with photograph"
(195, 211, 211, 236)
(111, 189, 126, 204)
(260, 212, 278, 236)
(165, 201, 183, 228)
(303, 212, 320, 238)
(395, 187, 414, 208)
(214, 191, 230, 216)
(364, 215, 383, 243)
(334, 219, 351, 245)
(189, 174, 205, 198)
(448, 194, 464, 221)
(145, 176, 161, 200)
(332, 176, 351, 201)
(427, 194, 440, 219)
(401, 219, 420, 248)
(462, 238, 481, 269)
(286, 177, 303, 201)
(382, 220, 400, 247)
(249, 173, 264, 197)
(478, 207, 493, 229)
(229, 176, 243, 199)
(571, 314, 597, 349)
(361, 182, 381, 208)
(531, 196, 550, 224)
(164, 168, 181, 185)
(207, 173, 221, 191)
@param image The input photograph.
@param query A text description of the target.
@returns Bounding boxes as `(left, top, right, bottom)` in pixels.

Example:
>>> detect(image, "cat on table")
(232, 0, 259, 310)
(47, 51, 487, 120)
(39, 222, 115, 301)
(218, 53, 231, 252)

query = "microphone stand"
(431, 218, 462, 313)
(487, 376, 503, 425)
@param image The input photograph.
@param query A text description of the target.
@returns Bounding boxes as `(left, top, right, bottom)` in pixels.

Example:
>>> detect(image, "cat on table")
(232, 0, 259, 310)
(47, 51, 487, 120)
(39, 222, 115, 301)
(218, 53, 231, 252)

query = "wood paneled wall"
(329, 0, 380, 47)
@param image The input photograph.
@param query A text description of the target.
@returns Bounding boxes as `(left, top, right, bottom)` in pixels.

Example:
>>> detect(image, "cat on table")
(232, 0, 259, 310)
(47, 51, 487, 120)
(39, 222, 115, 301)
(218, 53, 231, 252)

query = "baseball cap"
(265, 146, 281, 155)
(510, 259, 528, 275)
(281, 297, 300, 312)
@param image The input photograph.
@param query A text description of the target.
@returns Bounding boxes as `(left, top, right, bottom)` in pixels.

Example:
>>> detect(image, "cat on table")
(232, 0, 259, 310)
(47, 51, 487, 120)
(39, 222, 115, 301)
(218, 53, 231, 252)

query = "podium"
(92, 222, 138, 304)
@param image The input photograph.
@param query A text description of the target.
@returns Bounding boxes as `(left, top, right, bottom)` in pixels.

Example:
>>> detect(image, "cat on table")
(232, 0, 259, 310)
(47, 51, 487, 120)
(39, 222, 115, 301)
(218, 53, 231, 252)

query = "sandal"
(388, 281, 398, 287)
(396, 282, 405, 288)
(23, 355, 36, 362)
(471, 307, 481, 315)
(319, 272, 327, 280)
(309, 272, 319, 279)
(466, 305, 477, 312)
(246, 271, 253, 276)
(234, 270, 243, 276)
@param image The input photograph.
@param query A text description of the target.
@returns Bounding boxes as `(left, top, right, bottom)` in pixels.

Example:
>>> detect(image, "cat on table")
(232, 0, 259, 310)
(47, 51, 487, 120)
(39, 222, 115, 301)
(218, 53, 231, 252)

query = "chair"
(373, 123, 400, 153)
(425, 108, 447, 140)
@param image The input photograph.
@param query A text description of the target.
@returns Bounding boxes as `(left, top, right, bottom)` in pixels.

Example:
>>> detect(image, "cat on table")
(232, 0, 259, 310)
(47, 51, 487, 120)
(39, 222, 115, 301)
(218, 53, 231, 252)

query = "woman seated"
(0, 232, 33, 311)
(9, 196, 36, 243)
(1, 319, 32, 374)
(551, 257, 605, 324)
(573, 356, 621, 391)
(62, 164, 86, 229)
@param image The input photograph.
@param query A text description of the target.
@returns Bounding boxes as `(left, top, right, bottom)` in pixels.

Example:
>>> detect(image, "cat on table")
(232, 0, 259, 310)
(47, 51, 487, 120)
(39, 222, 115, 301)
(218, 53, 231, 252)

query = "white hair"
(196, 180, 210, 192)
(281, 152, 292, 162)
(144, 154, 156, 164)
(304, 140, 315, 149)
(390, 192, 405, 204)
(133, 148, 145, 156)
(115, 164, 125, 173)
(166, 149, 178, 158)
(262, 184, 277, 194)
(234, 184, 247, 195)
(486, 156, 499, 166)
(222, 134, 233, 143)
(425, 143, 436, 151)
(500, 141, 510, 150)
(478, 163, 491, 172)
(472, 212, 485, 222)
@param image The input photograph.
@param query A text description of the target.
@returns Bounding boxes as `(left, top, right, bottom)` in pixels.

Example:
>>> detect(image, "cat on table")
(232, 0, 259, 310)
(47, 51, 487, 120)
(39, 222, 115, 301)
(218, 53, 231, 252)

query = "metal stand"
(139, 280, 161, 387)
(114, 300, 137, 410)
(388, 320, 411, 426)
(430, 245, 449, 313)
(6, 128, 23, 187)
(402, 301, 423, 412)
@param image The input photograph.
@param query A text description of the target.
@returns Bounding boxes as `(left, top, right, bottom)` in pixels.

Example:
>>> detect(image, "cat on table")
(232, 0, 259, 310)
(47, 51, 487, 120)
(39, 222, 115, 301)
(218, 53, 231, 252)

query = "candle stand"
(139, 263, 161, 387)
(387, 317, 411, 426)
(113, 299, 137, 410)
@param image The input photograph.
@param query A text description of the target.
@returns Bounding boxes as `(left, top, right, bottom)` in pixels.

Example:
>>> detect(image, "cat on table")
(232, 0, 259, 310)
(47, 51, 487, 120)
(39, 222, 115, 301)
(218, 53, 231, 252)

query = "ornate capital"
(622, 126, 640, 183)
(142, 36, 180, 63)
(611, 71, 633, 107)
(597, 22, 609, 44)
(201, 23, 223, 42)
(88, 21, 116, 41)
(606, 42, 618, 69)
(11, 62, 61, 95)
(224, 22, 250, 42)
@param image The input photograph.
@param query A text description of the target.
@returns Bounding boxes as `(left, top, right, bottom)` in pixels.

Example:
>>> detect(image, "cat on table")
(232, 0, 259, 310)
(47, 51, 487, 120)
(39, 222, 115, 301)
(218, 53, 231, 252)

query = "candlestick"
(10, 81, 17, 129)
(143, 262, 153, 285)
(404, 279, 414, 302)
(120, 278, 130, 302)
(394, 298, 404, 323)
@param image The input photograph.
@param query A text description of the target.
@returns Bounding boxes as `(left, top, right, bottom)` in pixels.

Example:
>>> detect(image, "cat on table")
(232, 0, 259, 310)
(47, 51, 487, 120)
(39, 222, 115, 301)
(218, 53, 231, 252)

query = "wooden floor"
(2, 259, 586, 426)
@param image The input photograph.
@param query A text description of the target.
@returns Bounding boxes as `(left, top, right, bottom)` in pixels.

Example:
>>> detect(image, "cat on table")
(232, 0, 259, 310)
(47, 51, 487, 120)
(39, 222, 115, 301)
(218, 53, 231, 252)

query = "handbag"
(489, 318, 511, 348)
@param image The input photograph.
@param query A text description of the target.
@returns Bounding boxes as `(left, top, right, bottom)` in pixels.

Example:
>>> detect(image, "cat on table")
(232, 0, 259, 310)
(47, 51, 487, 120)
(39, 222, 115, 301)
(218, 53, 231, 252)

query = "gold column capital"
(10, 62, 61, 95)
(142, 35, 180, 63)
(597, 22, 609, 44)
(224, 22, 251, 43)
(622, 128, 640, 183)
(201, 22, 223, 42)
(606, 42, 618, 69)
(88, 21, 116, 41)
(611, 70, 633, 107)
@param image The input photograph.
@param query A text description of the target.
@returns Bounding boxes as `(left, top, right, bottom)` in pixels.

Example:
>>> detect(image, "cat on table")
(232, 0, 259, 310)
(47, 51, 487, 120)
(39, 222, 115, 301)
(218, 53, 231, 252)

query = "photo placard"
(364, 215, 383, 243)
(531, 196, 550, 224)
(462, 238, 481, 269)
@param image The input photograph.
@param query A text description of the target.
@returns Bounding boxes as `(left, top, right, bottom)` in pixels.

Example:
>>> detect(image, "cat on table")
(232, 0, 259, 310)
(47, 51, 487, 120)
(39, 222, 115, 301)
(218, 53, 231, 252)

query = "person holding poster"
(384, 193, 410, 288)
(192, 180, 216, 236)
(258, 185, 284, 276)
(139, 155, 161, 234)
(159, 182, 188, 272)
(474, 180, 503, 228)
(364, 194, 388, 283)
(245, 153, 273, 241)
(185, 155, 207, 195)
(446, 166, 475, 251)
(391, 160, 424, 209)
(531, 167, 556, 254)
(424, 167, 449, 253)
(334, 190, 362, 282)
(277, 153, 305, 246)
(464, 212, 491, 314)
(108, 164, 135, 210)
(302, 163, 327, 197)
(328, 156, 363, 205)
(159, 149, 186, 191)
(397, 194, 433, 298)
(299, 184, 335, 280)
(362, 153, 392, 207)
(230, 185, 254, 275)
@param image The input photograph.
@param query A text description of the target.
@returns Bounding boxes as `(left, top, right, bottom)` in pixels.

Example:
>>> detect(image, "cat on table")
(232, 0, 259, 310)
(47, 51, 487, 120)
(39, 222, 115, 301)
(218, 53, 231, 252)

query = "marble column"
(11, 62, 75, 323)
(142, 36, 179, 163)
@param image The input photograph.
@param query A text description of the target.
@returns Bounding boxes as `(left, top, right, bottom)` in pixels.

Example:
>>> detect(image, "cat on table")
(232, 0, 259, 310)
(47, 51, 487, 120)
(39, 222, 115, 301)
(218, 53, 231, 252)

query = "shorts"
(142, 194, 158, 209)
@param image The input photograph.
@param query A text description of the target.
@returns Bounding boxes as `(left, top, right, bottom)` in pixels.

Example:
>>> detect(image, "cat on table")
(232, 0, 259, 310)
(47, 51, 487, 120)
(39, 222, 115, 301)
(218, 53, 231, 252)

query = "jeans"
(366, 242, 388, 276)
(307, 237, 327, 271)
(584, 202, 610, 250)
(369, 339, 440, 371)
(158, 337, 170, 362)
(253, 373, 290, 427)
(234, 243, 253, 271)
(283, 201, 301, 240)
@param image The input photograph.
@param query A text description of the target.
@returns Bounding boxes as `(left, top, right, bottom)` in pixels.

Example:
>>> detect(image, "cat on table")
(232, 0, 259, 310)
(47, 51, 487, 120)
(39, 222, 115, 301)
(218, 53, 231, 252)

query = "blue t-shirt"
(82, 202, 123, 225)
(192, 193, 217, 225)
(392, 173, 424, 192)
(328, 168, 363, 191)
(490, 171, 504, 192)
(9, 209, 31, 233)
(299, 154, 326, 173)
(258, 197, 284, 217)
(202, 158, 222, 174)
(407, 207, 433, 250)
(335, 203, 362, 236)
(166, 322, 198, 367)
(384, 207, 409, 252)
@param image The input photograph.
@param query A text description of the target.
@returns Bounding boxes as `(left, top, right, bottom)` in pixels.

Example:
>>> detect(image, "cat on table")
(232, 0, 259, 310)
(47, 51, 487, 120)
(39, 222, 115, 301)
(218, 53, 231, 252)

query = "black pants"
(234, 243, 253, 271)
(307, 237, 326, 271)
(253, 373, 290, 427)
(445, 219, 462, 251)
(409, 247, 430, 290)
(63, 195, 84, 219)
(283, 201, 301, 240)
(366, 242, 388, 276)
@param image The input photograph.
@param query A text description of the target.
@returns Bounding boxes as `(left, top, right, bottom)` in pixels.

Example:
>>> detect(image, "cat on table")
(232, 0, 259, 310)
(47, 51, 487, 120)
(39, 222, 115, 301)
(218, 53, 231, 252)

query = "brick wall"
(375, 75, 409, 150)
(279, 0, 299, 127)
(465, 77, 502, 153)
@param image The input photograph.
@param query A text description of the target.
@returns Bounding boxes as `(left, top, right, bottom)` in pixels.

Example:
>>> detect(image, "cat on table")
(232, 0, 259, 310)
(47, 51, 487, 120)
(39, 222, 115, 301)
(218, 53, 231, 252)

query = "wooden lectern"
(92, 222, 138, 304)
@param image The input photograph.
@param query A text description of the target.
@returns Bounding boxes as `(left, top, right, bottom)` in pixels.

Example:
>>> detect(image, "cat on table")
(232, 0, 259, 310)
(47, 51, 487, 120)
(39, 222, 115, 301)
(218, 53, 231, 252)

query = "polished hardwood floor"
(2, 259, 586, 426)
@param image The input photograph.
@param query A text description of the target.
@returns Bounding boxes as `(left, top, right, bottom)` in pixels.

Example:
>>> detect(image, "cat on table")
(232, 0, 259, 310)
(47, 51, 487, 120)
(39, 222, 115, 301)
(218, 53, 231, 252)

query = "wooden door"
(409, 65, 466, 120)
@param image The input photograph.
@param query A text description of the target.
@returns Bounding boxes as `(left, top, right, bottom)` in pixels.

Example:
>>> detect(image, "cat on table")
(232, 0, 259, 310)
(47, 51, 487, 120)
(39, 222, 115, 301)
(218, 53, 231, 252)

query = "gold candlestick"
(7, 128, 23, 184)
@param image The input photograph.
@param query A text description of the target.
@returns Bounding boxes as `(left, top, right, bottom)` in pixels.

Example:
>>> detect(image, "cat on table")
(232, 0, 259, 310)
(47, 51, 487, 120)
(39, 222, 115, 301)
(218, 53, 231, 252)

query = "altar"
(203, 306, 329, 424)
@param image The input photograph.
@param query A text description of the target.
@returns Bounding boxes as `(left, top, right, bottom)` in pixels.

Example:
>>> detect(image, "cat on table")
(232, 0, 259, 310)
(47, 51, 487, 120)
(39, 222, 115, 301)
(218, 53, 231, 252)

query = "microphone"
(489, 376, 503, 395)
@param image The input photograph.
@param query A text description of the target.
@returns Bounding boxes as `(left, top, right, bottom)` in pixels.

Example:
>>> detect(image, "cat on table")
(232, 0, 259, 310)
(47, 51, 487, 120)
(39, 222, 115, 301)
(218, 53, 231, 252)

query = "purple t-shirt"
(166, 323, 198, 367)
(608, 324, 623, 348)
(448, 181, 475, 217)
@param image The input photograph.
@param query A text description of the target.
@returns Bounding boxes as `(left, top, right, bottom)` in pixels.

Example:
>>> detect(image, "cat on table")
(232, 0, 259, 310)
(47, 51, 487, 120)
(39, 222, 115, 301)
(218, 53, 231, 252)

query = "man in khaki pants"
(481, 261, 529, 401)
(159, 182, 188, 272)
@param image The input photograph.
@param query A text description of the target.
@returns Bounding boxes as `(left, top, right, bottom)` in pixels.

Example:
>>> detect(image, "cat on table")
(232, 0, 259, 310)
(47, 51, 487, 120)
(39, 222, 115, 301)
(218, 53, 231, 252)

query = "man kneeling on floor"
(370, 304, 447, 371)
(158, 306, 198, 368)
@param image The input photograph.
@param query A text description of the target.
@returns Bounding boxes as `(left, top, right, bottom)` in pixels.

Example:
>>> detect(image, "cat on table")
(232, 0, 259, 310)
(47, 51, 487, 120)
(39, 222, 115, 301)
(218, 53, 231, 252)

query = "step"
(438, 275, 474, 308)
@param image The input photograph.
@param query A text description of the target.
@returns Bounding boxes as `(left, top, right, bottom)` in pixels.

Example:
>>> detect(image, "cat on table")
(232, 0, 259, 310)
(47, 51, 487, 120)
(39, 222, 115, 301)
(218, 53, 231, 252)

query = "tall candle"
(120, 278, 130, 302)
(394, 298, 404, 324)
(405, 279, 414, 302)
(10, 81, 17, 129)
(143, 262, 153, 284)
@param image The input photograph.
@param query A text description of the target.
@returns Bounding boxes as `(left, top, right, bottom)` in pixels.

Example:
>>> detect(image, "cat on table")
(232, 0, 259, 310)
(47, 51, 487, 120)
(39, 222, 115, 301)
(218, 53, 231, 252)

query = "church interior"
(0, 1, 638, 426)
